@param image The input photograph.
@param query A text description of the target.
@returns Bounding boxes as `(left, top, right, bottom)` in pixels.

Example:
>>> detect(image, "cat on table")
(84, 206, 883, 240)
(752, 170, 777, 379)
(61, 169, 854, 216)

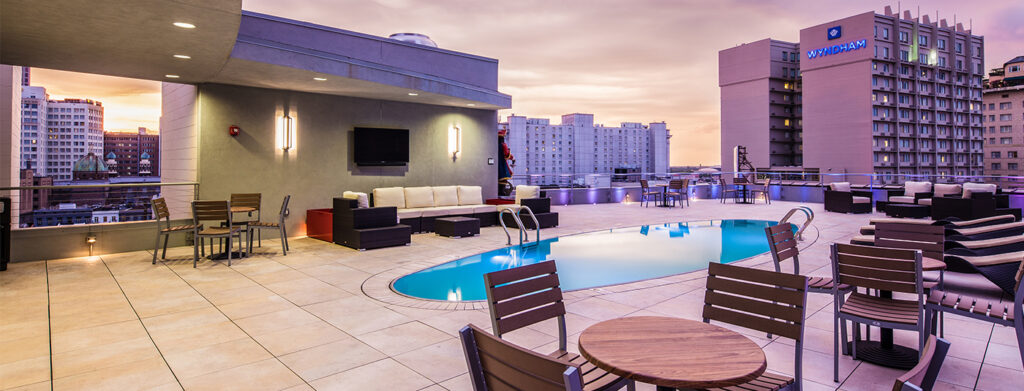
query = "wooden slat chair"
(700, 262, 808, 391)
(639, 179, 661, 208)
(766, 223, 851, 293)
(247, 195, 290, 255)
(892, 335, 951, 391)
(483, 261, 634, 391)
(664, 179, 686, 208)
(830, 243, 925, 382)
(460, 324, 589, 391)
(749, 178, 772, 204)
(719, 177, 739, 203)
(151, 197, 201, 264)
(924, 261, 1024, 370)
(192, 200, 245, 267)
(875, 223, 946, 290)
(229, 192, 261, 244)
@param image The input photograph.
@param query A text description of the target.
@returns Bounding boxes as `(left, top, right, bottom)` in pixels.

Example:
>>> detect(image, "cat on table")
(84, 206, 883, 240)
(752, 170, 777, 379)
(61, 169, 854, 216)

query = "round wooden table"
(578, 316, 766, 390)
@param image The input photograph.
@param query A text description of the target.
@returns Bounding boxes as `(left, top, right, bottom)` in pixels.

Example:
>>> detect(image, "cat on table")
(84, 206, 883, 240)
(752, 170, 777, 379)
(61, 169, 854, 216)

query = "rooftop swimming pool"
(391, 219, 788, 301)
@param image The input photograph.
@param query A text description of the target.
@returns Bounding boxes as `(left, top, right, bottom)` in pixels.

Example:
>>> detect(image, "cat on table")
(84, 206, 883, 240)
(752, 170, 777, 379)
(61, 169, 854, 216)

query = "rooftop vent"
(388, 33, 437, 48)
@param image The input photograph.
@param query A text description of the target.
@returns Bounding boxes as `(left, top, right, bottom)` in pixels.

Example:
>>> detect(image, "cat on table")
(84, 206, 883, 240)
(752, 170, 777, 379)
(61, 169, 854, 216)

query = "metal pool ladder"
(780, 206, 814, 241)
(499, 206, 541, 247)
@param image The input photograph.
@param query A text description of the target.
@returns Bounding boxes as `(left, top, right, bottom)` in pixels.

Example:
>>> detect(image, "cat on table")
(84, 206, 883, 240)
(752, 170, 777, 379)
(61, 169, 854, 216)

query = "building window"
(955, 42, 963, 54)
(992, 163, 1001, 170)
(1000, 102, 1012, 109)
(1001, 126, 1013, 133)
(782, 51, 788, 61)
(937, 38, 946, 49)
(900, 50, 909, 61)
(1011, 163, 1020, 171)
(1001, 114, 1013, 121)
(1010, 151, 1019, 158)
(1001, 137, 1013, 144)
(992, 151, 1001, 158)
(899, 31, 909, 42)
(918, 35, 928, 46)
(883, 28, 890, 39)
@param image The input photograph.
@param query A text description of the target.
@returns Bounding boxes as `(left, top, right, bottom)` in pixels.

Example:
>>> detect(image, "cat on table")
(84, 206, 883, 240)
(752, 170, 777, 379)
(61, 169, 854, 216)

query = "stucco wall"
(196, 83, 499, 236)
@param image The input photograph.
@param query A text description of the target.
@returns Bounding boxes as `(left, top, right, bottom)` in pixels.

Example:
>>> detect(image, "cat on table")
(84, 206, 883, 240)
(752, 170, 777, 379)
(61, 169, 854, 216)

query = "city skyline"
(28, 0, 1024, 166)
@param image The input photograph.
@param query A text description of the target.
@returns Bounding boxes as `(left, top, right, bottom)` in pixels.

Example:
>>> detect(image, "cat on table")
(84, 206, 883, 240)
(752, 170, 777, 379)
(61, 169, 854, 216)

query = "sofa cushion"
(963, 183, 997, 199)
(830, 182, 851, 192)
(457, 185, 484, 205)
(342, 191, 370, 209)
(373, 187, 406, 208)
(917, 198, 932, 206)
(432, 186, 460, 207)
(498, 204, 522, 212)
(888, 195, 916, 204)
(404, 187, 435, 208)
(515, 185, 540, 204)
(904, 181, 932, 196)
(421, 206, 476, 217)
(471, 204, 497, 214)
(852, 196, 871, 204)
(933, 184, 962, 198)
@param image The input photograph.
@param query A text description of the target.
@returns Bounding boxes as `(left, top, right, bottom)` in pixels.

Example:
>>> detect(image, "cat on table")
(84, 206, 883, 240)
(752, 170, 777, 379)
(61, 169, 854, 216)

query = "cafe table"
(578, 316, 766, 390)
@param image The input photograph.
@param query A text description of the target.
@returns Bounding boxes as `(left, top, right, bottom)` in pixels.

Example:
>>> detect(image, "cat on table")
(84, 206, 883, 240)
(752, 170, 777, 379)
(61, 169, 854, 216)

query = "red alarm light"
(228, 125, 240, 136)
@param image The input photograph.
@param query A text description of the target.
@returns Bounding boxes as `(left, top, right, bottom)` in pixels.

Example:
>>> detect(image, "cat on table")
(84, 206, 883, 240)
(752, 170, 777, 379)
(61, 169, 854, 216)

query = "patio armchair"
(459, 324, 597, 391)
(749, 178, 772, 204)
(482, 261, 634, 391)
(332, 197, 411, 250)
(892, 335, 951, 391)
(664, 179, 688, 207)
(913, 183, 961, 207)
(718, 177, 740, 203)
(931, 183, 998, 221)
(151, 197, 201, 264)
(823, 182, 873, 214)
(639, 179, 662, 207)
(830, 243, 926, 382)
(700, 262, 808, 391)
(885, 181, 932, 209)
(247, 195, 290, 256)
(229, 192, 261, 243)
(500, 185, 558, 229)
(192, 200, 246, 267)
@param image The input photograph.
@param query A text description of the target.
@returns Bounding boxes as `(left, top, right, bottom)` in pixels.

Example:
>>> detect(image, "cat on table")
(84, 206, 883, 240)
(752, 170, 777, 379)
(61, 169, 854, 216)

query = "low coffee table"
(435, 217, 480, 238)
(886, 203, 930, 218)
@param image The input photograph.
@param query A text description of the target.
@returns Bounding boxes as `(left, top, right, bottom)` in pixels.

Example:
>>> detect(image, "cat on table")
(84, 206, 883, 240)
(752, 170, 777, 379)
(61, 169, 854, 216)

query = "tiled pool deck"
(1, 200, 1021, 390)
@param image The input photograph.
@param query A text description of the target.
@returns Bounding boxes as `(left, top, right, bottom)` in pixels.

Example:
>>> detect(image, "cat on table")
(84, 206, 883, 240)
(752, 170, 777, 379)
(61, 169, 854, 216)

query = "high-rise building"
(103, 127, 159, 177)
(20, 85, 105, 181)
(19, 168, 52, 215)
(720, 7, 985, 183)
(21, 67, 30, 86)
(500, 113, 670, 186)
(983, 56, 1024, 186)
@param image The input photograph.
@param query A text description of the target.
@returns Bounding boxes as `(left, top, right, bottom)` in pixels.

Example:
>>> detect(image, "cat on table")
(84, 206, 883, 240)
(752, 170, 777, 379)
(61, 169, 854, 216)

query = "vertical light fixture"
(448, 124, 461, 160)
(278, 114, 294, 151)
(86, 234, 97, 256)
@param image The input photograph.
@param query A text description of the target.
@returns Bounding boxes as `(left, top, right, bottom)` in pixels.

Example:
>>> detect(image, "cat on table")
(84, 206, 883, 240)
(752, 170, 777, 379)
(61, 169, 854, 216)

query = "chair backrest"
(830, 243, 922, 295)
(152, 197, 170, 222)
(231, 193, 262, 214)
(640, 179, 650, 191)
(682, 178, 690, 189)
(668, 179, 683, 190)
(892, 335, 950, 391)
(762, 178, 772, 191)
(459, 324, 583, 391)
(278, 195, 291, 224)
(765, 223, 801, 274)
(192, 200, 231, 226)
(875, 223, 945, 261)
(702, 262, 808, 386)
(483, 261, 568, 350)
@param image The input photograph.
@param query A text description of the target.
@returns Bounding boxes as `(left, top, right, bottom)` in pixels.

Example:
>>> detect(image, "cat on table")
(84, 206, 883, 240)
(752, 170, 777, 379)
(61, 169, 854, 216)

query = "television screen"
(353, 127, 410, 166)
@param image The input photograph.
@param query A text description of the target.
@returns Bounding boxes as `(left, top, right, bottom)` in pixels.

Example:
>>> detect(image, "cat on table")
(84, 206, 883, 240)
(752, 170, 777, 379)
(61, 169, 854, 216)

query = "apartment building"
(20, 85, 105, 181)
(983, 56, 1024, 185)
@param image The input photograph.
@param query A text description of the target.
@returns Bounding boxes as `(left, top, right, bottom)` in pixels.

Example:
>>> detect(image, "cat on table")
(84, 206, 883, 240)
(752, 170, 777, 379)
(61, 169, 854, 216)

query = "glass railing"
(0, 181, 198, 229)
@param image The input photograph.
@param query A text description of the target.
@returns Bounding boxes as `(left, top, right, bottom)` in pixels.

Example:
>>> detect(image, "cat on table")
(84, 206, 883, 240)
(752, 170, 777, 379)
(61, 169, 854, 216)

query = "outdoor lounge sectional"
(370, 186, 498, 233)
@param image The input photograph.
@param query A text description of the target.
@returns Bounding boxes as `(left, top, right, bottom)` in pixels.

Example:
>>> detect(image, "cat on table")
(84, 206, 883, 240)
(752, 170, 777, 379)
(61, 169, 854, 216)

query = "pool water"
(392, 219, 787, 301)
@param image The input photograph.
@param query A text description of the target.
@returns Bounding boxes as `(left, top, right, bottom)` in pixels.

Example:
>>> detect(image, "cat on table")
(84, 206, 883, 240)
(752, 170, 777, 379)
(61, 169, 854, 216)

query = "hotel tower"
(720, 7, 985, 183)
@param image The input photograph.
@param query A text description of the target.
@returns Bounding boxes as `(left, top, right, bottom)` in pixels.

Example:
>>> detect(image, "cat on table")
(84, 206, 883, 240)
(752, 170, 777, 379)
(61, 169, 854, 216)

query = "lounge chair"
(884, 180, 933, 210)
(931, 183, 999, 221)
(892, 335, 952, 391)
(852, 215, 1022, 247)
(860, 214, 1017, 236)
(945, 235, 1024, 255)
(945, 221, 1024, 241)
(942, 251, 1023, 295)
(824, 182, 873, 214)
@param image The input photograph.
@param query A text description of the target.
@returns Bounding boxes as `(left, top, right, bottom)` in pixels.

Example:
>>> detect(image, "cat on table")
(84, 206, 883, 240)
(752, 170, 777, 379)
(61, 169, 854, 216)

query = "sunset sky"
(31, 0, 1024, 165)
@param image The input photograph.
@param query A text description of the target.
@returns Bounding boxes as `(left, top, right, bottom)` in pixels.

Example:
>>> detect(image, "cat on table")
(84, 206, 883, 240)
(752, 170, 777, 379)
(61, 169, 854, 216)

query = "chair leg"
(625, 379, 635, 391)
(280, 227, 287, 256)
(162, 235, 169, 259)
(193, 237, 199, 268)
(851, 321, 860, 360)
(200, 238, 206, 257)
(226, 235, 232, 267)
(153, 232, 161, 264)
(834, 315, 840, 382)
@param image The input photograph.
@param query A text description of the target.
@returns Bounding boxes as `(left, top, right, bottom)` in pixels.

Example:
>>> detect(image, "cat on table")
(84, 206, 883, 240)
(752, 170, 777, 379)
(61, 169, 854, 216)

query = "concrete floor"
(1, 200, 1021, 390)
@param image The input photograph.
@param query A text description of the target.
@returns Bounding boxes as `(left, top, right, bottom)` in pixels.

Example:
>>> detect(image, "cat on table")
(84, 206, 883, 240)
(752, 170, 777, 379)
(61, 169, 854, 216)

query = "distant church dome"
(73, 152, 107, 172)
(388, 33, 437, 48)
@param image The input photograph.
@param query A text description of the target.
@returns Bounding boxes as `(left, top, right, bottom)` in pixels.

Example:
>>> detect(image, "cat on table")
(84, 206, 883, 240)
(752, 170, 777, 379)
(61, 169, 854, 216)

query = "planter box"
(306, 208, 333, 242)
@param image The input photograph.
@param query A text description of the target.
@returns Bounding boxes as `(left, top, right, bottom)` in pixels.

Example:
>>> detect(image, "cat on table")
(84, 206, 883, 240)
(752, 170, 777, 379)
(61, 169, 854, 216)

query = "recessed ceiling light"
(173, 54, 191, 59)
(165, 74, 180, 79)
(313, 77, 327, 81)
(173, 22, 196, 29)
(467, 103, 476, 106)
(408, 92, 419, 96)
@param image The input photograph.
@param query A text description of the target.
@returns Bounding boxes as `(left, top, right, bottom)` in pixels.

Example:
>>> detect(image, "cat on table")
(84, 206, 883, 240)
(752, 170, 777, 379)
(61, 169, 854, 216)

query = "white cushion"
(852, 196, 871, 204)
(888, 195, 916, 204)
(373, 187, 406, 208)
(904, 181, 932, 196)
(472, 204, 497, 214)
(515, 185, 540, 204)
(917, 198, 932, 206)
(432, 186, 460, 207)
(342, 191, 369, 208)
(457, 185, 484, 205)
(396, 208, 423, 220)
(421, 206, 476, 217)
(830, 182, 851, 192)
(933, 184, 962, 198)
(404, 187, 435, 208)
(498, 204, 522, 212)
(963, 183, 997, 199)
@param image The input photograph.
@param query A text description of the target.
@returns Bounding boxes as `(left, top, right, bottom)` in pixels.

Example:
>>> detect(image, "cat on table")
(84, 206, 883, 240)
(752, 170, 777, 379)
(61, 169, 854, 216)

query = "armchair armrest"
(913, 192, 933, 202)
(520, 197, 551, 214)
(851, 190, 874, 200)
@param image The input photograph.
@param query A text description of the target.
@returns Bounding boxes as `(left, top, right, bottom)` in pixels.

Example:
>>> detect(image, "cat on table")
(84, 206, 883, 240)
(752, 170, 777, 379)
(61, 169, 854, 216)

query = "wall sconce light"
(86, 234, 97, 256)
(448, 124, 462, 160)
(278, 114, 295, 151)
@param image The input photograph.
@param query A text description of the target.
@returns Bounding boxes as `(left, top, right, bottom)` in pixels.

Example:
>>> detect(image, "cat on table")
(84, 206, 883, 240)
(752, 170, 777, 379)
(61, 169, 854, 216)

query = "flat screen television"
(353, 127, 410, 166)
